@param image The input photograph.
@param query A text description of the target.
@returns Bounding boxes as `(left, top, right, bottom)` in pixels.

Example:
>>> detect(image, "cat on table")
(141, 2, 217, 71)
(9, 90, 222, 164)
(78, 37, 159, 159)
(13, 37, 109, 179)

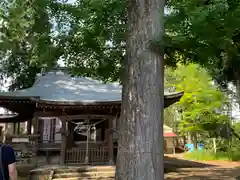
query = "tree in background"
(164, 0, 240, 106)
(0, 0, 127, 88)
(1, 0, 166, 179)
(233, 122, 240, 134)
(0, 0, 63, 89)
(164, 106, 177, 129)
(1, 0, 240, 94)
(165, 64, 229, 147)
(50, 0, 127, 82)
(164, 0, 240, 158)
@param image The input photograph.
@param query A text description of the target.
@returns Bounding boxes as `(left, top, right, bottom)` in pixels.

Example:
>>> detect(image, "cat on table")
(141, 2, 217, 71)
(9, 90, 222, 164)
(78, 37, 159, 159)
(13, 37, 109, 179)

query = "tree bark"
(115, 0, 165, 179)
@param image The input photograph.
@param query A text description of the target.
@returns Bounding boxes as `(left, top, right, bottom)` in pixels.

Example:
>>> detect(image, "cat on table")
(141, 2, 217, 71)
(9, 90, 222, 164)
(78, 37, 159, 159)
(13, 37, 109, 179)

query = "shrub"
(227, 147, 240, 161)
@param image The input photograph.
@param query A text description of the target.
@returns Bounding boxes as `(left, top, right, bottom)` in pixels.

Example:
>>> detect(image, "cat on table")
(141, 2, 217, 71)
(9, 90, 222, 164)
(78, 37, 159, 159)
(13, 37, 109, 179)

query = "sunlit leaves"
(49, 0, 127, 82)
(0, 0, 59, 90)
(165, 0, 240, 86)
(166, 63, 229, 137)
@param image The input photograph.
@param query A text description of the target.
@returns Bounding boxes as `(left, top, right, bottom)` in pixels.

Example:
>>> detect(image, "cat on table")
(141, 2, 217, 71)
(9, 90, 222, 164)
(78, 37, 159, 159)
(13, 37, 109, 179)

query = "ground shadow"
(165, 166, 240, 180)
(164, 156, 215, 168)
(28, 156, 217, 179)
(164, 156, 215, 173)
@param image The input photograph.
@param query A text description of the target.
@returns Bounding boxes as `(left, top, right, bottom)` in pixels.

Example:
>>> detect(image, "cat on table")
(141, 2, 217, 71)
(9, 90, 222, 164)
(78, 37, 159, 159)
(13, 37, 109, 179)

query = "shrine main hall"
(0, 70, 183, 165)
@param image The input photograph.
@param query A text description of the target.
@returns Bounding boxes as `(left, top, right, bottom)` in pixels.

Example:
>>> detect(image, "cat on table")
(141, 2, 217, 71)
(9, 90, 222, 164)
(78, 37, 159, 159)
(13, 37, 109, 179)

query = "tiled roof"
(0, 70, 183, 103)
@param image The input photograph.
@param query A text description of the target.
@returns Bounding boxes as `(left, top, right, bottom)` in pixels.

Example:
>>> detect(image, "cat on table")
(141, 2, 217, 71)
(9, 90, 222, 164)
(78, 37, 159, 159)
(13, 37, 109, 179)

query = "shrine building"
(0, 70, 183, 165)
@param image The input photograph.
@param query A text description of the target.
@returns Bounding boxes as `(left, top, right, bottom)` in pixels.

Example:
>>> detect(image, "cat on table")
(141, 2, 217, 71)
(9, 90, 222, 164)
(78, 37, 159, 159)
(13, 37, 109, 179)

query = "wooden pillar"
(3, 123, 9, 143)
(17, 122, 20, 134)
(50, 118, 55, 143)
(0, 126, 3, 142)
(85, 118, 90, 164)
(32, 116, 39, 135)
(13, 123, 16, 134)
(24, 121, 28, 134)
(108, 117, 114, 165)
(67, 120, 74, 148)
(32, 115, 38, 165)
(27, 119, 32, 135)
(104, 120, 108, 142)
(60, 117, 67, 165)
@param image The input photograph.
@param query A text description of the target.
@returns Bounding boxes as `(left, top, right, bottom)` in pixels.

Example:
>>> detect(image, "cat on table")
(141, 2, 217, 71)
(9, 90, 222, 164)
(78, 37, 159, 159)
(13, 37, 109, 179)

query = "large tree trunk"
(115, 0, 165, 179)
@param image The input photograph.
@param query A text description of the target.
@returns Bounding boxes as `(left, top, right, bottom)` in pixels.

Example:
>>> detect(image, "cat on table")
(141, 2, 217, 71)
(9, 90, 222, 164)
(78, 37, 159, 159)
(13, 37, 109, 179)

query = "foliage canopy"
(166, 64, 229, 138)
(1, 0, 240, 90)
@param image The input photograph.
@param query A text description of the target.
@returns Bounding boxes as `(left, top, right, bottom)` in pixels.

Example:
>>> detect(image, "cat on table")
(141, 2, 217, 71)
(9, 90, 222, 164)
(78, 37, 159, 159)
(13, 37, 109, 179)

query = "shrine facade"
(0, 70, 183, 165)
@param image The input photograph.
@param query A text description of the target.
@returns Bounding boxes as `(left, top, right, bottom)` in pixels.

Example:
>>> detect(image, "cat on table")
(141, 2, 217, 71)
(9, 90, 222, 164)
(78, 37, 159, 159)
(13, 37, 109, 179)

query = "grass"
(183, 150, 230, 161)
(227, 149, 240, 161)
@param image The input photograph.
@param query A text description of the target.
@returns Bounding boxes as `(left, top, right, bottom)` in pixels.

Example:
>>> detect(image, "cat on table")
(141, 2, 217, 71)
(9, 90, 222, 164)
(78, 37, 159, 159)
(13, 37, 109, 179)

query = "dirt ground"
(165, 154, 240, 180)
(17, 155, 240, 179)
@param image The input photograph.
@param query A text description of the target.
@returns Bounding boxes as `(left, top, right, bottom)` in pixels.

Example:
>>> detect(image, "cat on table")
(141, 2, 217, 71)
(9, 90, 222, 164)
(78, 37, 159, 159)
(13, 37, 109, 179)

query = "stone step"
(53, 178, 114, 180)
(29, 166, 115, 180)
(53, 171, 115, 179)
(53, 166, 116, 173)
(30, 166, 115, 175)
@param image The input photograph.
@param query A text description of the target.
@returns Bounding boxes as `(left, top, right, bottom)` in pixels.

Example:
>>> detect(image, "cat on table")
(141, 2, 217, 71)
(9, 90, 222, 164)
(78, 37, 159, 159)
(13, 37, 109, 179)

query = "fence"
(37, 140, 61, 150)
(65, 147, 108, 164)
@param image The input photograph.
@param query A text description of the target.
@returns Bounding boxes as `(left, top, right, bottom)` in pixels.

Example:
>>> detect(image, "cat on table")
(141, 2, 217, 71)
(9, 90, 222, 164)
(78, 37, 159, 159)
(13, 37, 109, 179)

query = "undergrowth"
(183, 150, 232, 161)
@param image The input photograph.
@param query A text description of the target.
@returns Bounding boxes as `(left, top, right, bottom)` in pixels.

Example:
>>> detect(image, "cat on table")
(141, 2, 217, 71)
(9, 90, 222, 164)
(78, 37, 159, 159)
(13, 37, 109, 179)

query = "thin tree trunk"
(236, 79, 240, 112)
(212, 138, 216, 153)
(193, 133, 197, 149)
(115, 0, 165, 179)
(187, 132, 192, 144)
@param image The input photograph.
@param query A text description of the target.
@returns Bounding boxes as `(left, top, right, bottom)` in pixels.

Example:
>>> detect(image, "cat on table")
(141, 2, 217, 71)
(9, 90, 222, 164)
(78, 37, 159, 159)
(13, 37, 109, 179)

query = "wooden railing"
(74, 141, 106, 147)
(37, 141, 106, 150)
(65, 147, 108, 165)
(37, 140, 62, 150)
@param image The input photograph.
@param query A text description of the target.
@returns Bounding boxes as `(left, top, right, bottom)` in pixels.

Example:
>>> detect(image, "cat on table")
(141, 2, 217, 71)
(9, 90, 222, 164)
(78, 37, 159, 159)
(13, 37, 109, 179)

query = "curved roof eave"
(0, 96, 40, 101)
(0, 70, 184, 107)
(0, 92, 184, 107)
(164, 92, 184, 99)
(0, 114, 28, 123)
(36, 91, 184, 107)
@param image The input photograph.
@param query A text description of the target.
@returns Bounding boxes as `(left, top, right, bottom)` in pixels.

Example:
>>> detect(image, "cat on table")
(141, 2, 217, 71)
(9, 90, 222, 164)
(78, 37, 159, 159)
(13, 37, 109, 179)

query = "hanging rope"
(65, 113, 120, 137)
(66, 118, 106, 135)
